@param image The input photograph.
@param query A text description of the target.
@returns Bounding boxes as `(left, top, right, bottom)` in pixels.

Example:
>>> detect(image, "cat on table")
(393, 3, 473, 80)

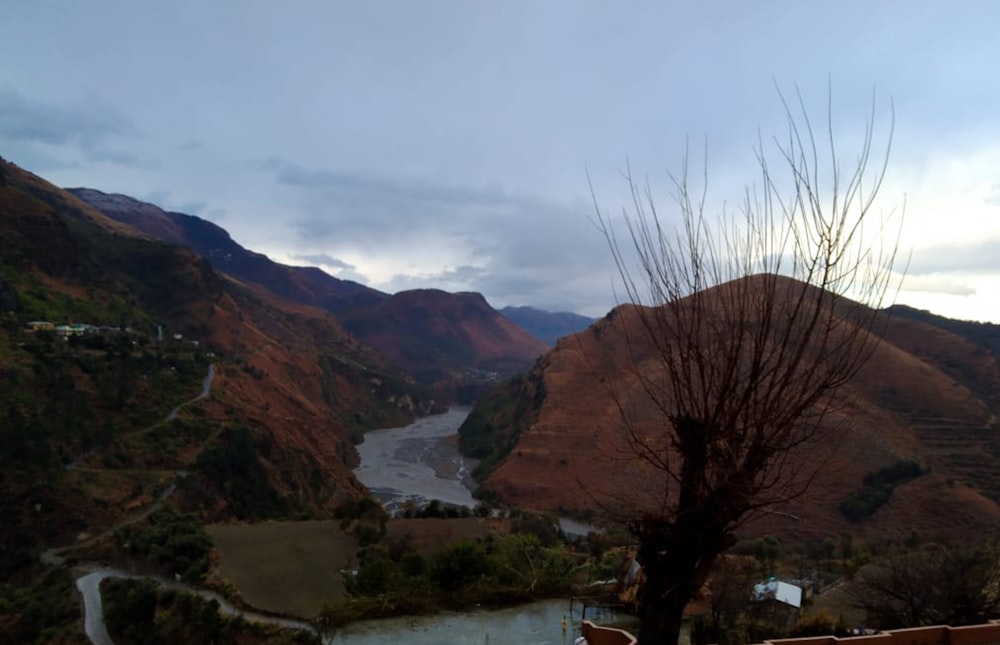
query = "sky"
(1, 1, 999, 322)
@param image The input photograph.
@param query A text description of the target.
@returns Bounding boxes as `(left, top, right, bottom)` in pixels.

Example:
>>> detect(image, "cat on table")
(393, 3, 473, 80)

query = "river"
(338, 409, 629, 644)
(354, 407, 479, 514)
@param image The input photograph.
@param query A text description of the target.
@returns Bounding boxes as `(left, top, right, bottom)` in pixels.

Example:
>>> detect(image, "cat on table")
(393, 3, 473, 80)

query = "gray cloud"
(269, 159, 617, 314)
(0, 88, 128, 145)
(908, 239, 1000, 275)
(5, 2, 1000, 321)
(292, 253, 356, 270)
(268, 158, 510, 209)
(0, 88, 138, 154)
(901, 274, 977, 296)
(143, 190, 208, 216)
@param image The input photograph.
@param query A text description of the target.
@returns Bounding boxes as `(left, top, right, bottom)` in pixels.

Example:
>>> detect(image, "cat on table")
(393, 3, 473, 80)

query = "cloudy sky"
(2, 1, 999, 322)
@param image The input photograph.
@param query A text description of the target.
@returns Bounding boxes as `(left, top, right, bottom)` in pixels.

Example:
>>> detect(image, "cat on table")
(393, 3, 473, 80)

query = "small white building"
(752, 579, 803, 609)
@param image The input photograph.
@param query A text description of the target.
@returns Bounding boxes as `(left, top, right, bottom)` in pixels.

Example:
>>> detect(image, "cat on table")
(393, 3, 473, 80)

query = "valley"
(3, 154, 1000, 645)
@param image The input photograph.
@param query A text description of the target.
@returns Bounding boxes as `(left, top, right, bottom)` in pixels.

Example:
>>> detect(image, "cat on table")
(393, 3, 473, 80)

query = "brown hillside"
(479, 277, 1000, 545)
(338, 289, 548, 392)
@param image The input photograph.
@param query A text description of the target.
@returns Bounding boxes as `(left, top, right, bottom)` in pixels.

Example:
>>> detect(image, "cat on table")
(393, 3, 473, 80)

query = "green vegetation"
(0, 567, 84, 643)
(190, 425, 291, 520)
(102, 577, 319, 645)
(0, 316, 209, 580)
(840, 460, 926, 522)
(321, 523, 584, 627)
(458, 371, 546, 481)
(116, 507, 213, 583)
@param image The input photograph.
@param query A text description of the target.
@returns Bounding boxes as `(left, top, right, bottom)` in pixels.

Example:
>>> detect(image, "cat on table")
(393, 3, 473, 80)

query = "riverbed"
(354, 407, 479, 514)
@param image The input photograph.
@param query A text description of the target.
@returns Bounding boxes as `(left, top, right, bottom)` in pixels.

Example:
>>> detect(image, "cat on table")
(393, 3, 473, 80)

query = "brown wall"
(586, 621, 1000, 645)
(581, 620, 638, 645)
(763, 622, 1000, 645)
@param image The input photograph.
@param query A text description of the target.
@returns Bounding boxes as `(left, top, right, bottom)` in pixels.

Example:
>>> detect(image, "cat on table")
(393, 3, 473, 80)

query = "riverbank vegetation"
(317, 511, 609, 629)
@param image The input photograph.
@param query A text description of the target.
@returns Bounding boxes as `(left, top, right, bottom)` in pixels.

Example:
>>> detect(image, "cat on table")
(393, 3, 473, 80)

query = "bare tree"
(590, 90, 902, 645)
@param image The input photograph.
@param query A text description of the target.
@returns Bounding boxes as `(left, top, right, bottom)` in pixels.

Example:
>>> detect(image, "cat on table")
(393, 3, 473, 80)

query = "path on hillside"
(66, 363, 216, 470)
(38, 363, 320, 645)
(165, 363, 215, 421)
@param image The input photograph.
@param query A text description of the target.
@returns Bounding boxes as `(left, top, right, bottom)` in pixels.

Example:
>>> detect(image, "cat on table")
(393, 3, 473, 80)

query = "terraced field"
(907, 413, 1000, 502)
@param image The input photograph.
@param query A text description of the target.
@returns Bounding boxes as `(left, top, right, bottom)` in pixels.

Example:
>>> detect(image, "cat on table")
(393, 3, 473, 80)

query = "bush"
(840, 461, 926, 522)
(790, 611, 847, 637)
(431, 540, 491, 592)
(117, 507, 212, 582)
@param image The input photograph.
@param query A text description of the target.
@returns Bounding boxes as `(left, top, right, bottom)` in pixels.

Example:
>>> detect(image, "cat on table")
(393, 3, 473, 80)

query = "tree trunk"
(639, 580, 691, 645)
(635, 522, 726, 645)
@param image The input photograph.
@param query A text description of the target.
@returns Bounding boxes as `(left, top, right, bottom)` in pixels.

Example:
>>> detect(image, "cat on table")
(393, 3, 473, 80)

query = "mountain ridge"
(463, 278, 1000, 545)
(499, 305, 595, 346)
(70, 187, 548, 396)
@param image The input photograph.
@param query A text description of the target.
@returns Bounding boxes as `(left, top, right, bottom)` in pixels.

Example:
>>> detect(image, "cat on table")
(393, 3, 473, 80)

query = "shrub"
(430, 540, 491, 592)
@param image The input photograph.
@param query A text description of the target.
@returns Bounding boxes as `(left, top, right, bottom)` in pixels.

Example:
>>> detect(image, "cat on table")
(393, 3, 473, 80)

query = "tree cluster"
(848, 542, 1000, 629)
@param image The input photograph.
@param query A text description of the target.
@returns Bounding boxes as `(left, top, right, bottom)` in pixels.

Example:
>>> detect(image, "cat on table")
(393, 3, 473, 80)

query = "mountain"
(71, 188, 547, 396)
(885, 304, 1000, 358)
(337, 289, 549, 396)
(499, 305, 595, 346)
(462, 276, 1000, 545)
(67, 188, 387, 313)
(0, 158, 430, 568)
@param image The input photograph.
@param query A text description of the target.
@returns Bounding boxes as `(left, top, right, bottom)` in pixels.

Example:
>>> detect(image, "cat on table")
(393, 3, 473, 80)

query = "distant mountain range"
(498, 306, 594, 346)
(68, 188, 552, 390)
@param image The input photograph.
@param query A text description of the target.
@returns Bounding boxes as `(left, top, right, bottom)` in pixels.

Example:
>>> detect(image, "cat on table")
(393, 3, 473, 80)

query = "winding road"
(75, 569, 320, 645)
(41, 364, 320, 644)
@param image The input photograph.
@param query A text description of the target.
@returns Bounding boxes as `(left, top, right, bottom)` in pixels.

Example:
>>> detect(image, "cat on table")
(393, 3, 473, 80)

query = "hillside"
(462, 276, 1000, 545)
(499, 305, 595, 346)
(0, 159, 431, 569)
(336, 289, 548, 395)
